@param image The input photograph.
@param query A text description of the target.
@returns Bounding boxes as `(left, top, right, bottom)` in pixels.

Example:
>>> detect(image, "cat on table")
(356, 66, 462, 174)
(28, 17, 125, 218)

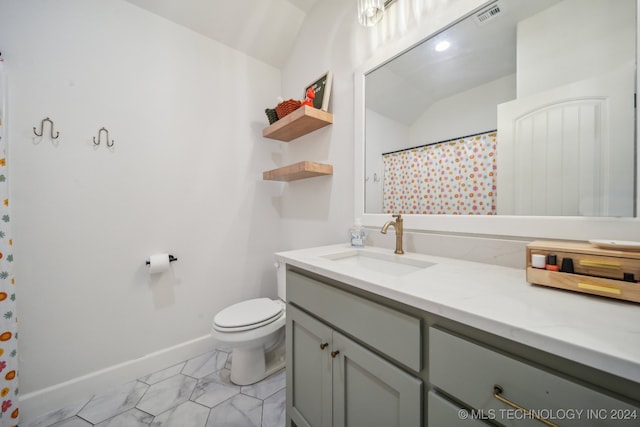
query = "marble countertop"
(275, 244, 640, 383)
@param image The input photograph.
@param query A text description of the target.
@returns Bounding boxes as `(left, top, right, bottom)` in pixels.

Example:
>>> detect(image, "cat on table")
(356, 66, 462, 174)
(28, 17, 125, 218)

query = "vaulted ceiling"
(123, 0, 321, 68)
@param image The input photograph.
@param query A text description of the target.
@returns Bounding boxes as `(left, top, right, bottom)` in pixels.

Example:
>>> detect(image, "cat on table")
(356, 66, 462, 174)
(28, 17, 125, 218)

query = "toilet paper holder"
(145, 254, 178, 266)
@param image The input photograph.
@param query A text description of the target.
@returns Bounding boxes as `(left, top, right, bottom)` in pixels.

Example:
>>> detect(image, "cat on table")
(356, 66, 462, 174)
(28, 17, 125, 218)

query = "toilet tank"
(276, 261, 286, 301)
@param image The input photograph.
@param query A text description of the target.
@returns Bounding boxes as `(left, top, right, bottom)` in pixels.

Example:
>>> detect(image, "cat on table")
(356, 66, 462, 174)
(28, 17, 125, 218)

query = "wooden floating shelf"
(263, 106, 333, 142)
(263, 161, 333, 182)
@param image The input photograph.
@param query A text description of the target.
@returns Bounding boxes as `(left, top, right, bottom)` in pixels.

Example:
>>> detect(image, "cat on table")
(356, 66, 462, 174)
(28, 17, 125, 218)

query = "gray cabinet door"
(332, 332, 422, 427)
(287, 304, 332, 427)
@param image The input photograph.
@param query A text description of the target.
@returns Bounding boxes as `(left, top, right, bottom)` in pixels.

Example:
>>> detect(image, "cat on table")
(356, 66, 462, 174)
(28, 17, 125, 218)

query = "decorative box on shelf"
(275, 99, 302, 120)
(526, 240, 640, 304)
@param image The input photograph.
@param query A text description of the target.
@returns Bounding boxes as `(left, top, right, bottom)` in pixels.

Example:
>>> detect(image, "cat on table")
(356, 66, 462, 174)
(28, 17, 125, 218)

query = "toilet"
(211, 262, 287, 385)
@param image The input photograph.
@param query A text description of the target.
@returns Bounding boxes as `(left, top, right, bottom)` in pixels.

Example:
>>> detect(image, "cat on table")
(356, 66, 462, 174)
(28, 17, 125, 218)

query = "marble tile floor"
(23, 350, 286, 427)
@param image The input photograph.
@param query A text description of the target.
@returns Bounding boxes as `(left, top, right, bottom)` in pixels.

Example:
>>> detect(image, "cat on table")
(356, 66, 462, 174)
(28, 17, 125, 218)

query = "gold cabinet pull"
(578, 282, 621, 295)
(579, 260, 621, 269)
(320, 343, 328, 350)
(493, 385, 559, 427)
(331, 350, 340, 358)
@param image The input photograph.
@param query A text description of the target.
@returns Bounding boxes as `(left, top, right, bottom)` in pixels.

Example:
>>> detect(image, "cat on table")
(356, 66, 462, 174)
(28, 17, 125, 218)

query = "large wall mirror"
(355, 0, 640, 240)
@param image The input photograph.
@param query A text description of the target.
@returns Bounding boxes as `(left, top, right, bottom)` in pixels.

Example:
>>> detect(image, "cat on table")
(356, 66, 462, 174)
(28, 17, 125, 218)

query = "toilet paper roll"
(148, 253, 170, 274)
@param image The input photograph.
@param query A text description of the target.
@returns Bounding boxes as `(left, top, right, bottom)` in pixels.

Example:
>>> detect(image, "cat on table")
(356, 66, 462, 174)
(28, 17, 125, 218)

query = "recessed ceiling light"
(435, 40, 450, 52)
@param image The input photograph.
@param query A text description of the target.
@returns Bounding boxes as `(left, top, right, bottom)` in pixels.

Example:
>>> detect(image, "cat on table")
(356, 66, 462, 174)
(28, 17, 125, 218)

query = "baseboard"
(20, 335, 218, 424)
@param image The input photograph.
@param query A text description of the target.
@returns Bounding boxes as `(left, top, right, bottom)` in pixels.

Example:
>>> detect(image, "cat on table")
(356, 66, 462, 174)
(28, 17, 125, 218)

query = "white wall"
(274, 0, 358, 249)
(517, 0, 635, 97)
(409, 74, 515, 147)
(278, 0, 489, 248)
(0, 0, 284, 420)
(365, 109, 409, 212)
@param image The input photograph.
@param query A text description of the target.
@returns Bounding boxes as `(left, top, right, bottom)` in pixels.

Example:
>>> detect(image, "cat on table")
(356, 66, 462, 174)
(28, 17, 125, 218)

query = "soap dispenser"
(349, 218, 366, 248)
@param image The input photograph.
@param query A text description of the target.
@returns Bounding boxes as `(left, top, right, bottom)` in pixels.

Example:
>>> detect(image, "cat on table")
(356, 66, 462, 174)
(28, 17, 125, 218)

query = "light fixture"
(358, 0, 385, 27)
(435, 40, 451, 52)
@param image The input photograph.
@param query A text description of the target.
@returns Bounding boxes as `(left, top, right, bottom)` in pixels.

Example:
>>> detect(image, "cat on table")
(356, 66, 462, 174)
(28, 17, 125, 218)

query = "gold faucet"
(381, 214, 404, 254)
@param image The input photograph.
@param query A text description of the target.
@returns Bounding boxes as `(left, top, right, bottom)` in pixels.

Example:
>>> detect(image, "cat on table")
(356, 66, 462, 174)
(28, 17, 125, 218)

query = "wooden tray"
(526, 240, 640, 303)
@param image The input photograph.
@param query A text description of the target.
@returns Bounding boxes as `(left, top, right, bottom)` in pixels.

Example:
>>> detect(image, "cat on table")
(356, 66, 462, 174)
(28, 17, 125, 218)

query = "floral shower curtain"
(0, 57, 18, 426)
(382, 131, 497, 215)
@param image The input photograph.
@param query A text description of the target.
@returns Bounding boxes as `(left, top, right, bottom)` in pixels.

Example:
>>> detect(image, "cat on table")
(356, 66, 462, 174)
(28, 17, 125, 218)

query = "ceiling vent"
(474, 2, 503, 25)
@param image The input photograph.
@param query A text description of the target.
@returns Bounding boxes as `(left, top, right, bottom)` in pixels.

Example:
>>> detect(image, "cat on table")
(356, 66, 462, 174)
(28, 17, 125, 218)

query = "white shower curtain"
(0, 56, 19, 426)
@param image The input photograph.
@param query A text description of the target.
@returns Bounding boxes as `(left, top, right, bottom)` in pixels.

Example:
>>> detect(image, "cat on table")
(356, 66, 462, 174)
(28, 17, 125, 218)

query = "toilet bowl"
(211, 263, 287, 385)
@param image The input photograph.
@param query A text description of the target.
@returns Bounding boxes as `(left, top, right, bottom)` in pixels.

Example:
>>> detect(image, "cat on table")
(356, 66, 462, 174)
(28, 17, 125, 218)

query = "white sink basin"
(322, 250, 435, 276)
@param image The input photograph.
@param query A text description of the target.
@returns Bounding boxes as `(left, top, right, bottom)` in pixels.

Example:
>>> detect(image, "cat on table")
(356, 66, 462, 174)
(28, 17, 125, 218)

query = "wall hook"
(93, 127, 114, 147)
(33, 117, 59, 139)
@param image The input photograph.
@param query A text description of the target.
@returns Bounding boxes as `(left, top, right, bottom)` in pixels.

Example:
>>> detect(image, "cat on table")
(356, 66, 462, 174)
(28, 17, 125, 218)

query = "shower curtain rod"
(382, 129, 497, 156)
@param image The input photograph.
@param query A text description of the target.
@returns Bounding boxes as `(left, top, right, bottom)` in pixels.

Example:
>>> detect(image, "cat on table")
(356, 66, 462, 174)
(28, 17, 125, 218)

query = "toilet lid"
(214, 298, 283, 330)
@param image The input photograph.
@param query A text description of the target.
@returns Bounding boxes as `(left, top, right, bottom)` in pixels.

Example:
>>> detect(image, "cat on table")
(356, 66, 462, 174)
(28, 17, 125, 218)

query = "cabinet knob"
(320, 343, 328, 350)
(331, 350, 340, 358)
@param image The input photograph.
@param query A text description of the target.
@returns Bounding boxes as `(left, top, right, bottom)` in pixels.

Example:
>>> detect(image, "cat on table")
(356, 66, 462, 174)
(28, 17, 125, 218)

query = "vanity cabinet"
(286, 270, 423, 427)
(284, 264, 640, 427)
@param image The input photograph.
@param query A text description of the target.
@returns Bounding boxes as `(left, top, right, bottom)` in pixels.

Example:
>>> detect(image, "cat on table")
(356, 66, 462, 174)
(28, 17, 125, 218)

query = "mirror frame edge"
(354, 0, 640, 241)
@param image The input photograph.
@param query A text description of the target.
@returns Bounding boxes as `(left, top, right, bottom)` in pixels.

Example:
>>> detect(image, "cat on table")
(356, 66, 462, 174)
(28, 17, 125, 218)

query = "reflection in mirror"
(364, 0, 636, 217)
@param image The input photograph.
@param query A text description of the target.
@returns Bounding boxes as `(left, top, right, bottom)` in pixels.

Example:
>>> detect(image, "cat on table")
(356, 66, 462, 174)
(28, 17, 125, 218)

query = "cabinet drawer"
(287, 270, 421, 371)
(428, 391, 491, 426)
(429, 327, 640, 426)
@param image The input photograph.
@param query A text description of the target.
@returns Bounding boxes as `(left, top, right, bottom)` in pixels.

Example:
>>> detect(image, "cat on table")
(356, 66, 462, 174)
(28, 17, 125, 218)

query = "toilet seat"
(213, 298, 284, 332)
